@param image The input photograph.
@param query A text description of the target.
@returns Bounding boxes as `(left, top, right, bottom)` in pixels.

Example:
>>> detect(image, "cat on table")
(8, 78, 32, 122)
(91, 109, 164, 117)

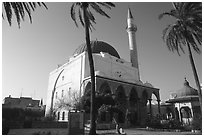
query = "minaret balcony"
(126, 26, 137, 32)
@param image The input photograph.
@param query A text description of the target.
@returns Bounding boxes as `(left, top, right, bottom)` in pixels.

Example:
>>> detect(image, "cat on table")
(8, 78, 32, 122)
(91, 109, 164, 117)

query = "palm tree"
(2, 2, 47, 27)
(159, 2, 202, 112)
(71, 2, 115, 134)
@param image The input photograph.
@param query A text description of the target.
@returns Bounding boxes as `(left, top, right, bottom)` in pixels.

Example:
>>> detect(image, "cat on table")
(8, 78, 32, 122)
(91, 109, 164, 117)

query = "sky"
(2, 2, 202, 103)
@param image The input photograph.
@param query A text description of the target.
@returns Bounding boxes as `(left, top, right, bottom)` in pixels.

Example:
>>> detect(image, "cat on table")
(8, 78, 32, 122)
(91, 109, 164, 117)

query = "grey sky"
(2, 2, 202, 103)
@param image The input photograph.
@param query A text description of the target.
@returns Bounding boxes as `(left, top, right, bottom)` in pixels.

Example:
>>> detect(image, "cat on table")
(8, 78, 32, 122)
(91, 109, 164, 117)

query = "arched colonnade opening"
(128, 88, 139, 125)
(82, 81, 160, 127)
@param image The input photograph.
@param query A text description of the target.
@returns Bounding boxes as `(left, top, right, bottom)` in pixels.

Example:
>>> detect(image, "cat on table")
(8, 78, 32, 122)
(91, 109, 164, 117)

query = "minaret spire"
(126, 8, 140, 80)
(128, 8, 133, 19)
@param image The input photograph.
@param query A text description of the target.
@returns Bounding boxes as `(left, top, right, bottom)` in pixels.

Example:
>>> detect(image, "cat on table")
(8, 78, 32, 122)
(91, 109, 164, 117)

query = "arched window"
(62, 90, 64, 98)
(181, 107, 192, 118)
(62, 112, 65, 120)
(57, 112, 60, 120)
(68, 87, 71, 98)
(175, 108, 179, 120)
(56, 92, 58, 99)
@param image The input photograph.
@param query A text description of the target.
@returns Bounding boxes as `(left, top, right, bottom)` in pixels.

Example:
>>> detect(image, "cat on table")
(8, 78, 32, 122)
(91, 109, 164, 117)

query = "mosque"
(45, 8, 161, 127)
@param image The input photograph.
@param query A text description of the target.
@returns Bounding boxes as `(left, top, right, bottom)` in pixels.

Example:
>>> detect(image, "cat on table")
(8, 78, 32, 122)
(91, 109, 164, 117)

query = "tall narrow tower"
(126, 8, 140, 80)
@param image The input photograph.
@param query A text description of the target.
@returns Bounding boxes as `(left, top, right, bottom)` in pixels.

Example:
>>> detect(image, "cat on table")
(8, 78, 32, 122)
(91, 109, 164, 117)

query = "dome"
(172, 78, 198, 98)
(73, 41, 120, 59)
(144, 82, 154, 88)
(135, 80, 143, 85)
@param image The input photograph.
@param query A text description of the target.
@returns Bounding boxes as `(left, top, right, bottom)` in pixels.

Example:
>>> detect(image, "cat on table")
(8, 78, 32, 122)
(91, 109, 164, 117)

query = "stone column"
(148, 99, 152, 118)
(125, 97, 129, 127)
(137, 98, 141, 125)
(157, 100, 161, 116)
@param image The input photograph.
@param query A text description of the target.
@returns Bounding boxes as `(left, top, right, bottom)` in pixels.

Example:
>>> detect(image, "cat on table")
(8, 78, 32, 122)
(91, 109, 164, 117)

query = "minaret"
(126, 8, 140, 80)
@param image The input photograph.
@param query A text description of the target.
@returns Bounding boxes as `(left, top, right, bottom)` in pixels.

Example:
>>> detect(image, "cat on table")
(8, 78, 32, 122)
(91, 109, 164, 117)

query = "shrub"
(160, 119, 183, 129)
(191, 116, 202, 130)
(2, 119, 10, 135)
(32, 131, 52, 135)
(2, 108, 25, 121)
(168, 119, 183, 129)
(2, 107, 45, 122)
(147, 118, 162, 129)
(41, 116, 56, 122)
(23, 117, 32, 128)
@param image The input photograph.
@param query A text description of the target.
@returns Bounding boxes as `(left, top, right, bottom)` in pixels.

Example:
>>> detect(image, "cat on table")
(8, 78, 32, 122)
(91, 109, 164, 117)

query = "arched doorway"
(150, 94, 158, 118)
(99, 82, 111, 95)
(166, 107, 173, 120)
(180, 107, 192, 126)
(175, 107, 180, 120)
(97, 82, 113, 123)
(128, 88, 139, 125)
(141, 90, 148, 125)
(82, 82, 91, 113)
(115, 86, 127, 123)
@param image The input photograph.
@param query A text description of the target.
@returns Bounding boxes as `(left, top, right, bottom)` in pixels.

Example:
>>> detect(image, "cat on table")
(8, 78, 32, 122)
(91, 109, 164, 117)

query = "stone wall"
(6, 121, 68, 129)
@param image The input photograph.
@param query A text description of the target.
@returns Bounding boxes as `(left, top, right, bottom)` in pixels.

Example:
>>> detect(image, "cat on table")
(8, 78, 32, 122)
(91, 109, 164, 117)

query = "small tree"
(53, 91, 81, 113)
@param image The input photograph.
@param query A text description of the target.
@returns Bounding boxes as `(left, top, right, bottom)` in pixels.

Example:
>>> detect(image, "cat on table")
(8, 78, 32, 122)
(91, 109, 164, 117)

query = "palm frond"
(3, 2, 47, 27)
(186, 32, 201, 53)
(90, 3, 110, 18)
(105, 2, 115, 7)
(89, 21, 95, 32)
(97, 2, 111, 9)
(71, 3, 78, 27)
(28, 2, 35, 11)
(160, 2, 202, 55)
(163, 23, 187, 55)
(3, 2, 12, 26)
(86, 8, 96, 24)
(78, 7, 84, 27)
(162, 24, 173, 41)
(11, 2, 21, 27)
(193, 32, 202, 46)
(96, 2, 115, 10)
(16, 3, 25, 21)
(172, 2, 180, 10)
(22, 2, 32, 23)
(158, 9, 178, 20)
(86, 8, 96, 31)
(70, 2, 114, 31)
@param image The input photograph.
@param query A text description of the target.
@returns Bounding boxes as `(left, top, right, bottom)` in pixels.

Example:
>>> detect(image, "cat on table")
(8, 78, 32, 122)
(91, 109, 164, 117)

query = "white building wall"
(84, 52, 139, 83)
(45, 68, 65, 117)
(45, 53, 85, 118)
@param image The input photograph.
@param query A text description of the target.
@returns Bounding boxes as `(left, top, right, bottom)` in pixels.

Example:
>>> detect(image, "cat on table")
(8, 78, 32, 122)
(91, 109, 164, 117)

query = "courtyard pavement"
(97, 128, 202, 135)
(8, 128, 202, 135)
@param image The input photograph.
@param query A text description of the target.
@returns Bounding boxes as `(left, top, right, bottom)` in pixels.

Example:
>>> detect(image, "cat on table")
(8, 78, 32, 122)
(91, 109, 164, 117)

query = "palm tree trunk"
(187, 42, 202, 113)
(83, 4, 96, 135)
